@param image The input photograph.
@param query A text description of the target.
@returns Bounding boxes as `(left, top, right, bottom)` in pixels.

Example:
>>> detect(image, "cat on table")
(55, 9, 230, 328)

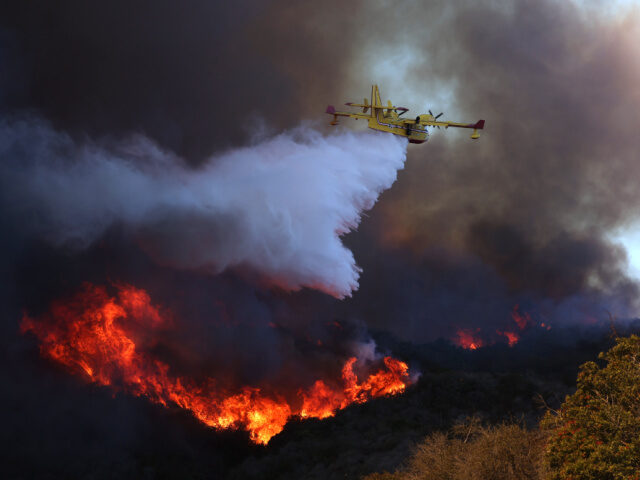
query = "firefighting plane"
(326, 85, 485, 144)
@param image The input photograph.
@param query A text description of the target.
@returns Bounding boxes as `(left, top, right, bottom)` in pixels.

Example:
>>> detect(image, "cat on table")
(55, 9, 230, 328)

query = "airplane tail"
(470, 119, 485, 139)
(371, 85, 383, 116)
(325, 105, 341, 125)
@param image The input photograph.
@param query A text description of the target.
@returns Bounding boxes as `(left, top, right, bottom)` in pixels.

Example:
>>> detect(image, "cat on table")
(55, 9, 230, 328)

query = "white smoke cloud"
(0, 117, 407, 298)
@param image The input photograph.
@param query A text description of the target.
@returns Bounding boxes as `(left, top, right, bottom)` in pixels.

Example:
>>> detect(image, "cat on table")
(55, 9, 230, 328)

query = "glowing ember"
(497, 330, 520, 347)
(511, 304, 532, 330)
(20, 283, 411, 444)
(452, 306, 552, 349)
(455, 328, 485, 350)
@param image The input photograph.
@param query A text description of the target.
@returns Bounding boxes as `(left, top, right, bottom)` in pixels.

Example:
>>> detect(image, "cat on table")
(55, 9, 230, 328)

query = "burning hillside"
(452, 305, 552, 350)
(21, 283, 411, 444)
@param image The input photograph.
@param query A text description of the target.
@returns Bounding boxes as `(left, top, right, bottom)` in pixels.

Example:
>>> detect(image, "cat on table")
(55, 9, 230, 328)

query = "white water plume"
(0, 118, 407, 298)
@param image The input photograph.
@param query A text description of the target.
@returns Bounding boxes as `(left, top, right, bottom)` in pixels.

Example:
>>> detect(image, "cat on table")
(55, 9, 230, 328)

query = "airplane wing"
(326, 105, 370, 125)
(403, 118, 484, 128)
(430, 119, 485, 130)
(360, 104, 409, 113)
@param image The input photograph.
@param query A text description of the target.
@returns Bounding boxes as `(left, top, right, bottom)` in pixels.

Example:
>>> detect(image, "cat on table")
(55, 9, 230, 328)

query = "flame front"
(20, 283, 410, 445)
(300, 356, 408, 419)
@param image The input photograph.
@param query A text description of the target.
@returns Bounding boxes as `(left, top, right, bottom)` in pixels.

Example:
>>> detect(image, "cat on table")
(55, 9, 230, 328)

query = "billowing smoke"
(0, 116, 406, 298)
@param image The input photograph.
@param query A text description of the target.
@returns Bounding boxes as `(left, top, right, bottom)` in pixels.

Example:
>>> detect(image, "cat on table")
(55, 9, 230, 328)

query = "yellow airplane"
(326, 85, 485, 144)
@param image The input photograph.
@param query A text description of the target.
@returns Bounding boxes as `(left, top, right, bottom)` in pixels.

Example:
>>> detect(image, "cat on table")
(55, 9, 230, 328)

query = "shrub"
(363, 418, 545, 480)
(541, 335, 640, 480)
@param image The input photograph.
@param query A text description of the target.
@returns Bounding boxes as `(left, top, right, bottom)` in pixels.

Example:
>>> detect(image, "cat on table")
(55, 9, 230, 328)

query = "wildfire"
(497, 330, 520, 347)
(453, 305, 550, 350)
(299, 356, 408, 419)
(511, 304, 532, 330)
(455, 328, 485, 350)
(20, 283, 410, 445)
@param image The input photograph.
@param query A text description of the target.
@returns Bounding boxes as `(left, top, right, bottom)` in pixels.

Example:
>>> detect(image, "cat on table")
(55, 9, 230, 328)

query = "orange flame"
(20, 283, 410, 445)
(452, 306, 551, 349)
(511, 304, 532, 330)
(454, 328, 485, 350)
(497, 330, 520, 347)
(299, 356, 409, 418)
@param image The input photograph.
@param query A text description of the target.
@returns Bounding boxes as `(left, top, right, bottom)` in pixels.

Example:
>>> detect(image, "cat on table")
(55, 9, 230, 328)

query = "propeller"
(428, 109, 444, 129)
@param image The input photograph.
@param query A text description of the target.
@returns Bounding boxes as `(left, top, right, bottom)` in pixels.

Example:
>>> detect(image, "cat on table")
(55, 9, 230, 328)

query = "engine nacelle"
(417, 114, 435, 123)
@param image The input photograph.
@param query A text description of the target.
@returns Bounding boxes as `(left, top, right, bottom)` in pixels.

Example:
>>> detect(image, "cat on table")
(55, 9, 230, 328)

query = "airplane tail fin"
(470, 120, 485, 139)
(371, 85, 383, 111)
(325, 105, 339, 125)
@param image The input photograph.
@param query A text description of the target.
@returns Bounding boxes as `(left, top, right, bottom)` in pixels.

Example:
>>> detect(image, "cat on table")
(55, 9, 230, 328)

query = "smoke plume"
(0, 117, 407, 298)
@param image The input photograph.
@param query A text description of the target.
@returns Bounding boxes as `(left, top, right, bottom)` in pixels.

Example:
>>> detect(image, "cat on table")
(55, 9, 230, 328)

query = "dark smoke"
(345, 0, 640, 338)
(0, 1, 363, 161)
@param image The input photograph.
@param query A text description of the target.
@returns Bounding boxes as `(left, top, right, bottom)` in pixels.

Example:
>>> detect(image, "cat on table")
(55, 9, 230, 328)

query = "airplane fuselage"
(368, 109, 428, 144)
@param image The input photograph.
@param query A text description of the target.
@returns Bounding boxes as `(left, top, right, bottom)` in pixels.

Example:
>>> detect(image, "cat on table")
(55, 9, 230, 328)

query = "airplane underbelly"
(368, 118, 428, 143)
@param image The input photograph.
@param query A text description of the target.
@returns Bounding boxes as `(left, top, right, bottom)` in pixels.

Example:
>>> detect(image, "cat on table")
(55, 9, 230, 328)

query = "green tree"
(542, 335, 640, 480)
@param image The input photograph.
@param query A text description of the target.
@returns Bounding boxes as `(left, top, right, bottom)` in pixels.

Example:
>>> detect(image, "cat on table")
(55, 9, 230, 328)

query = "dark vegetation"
(363, 420, 546, 480)
(5, 323, 640, 479)
(230, 369, 552, 479)
(363, 333, 640, 480)
(227, 323, 640, 480)
(541, 334, 640, 479)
